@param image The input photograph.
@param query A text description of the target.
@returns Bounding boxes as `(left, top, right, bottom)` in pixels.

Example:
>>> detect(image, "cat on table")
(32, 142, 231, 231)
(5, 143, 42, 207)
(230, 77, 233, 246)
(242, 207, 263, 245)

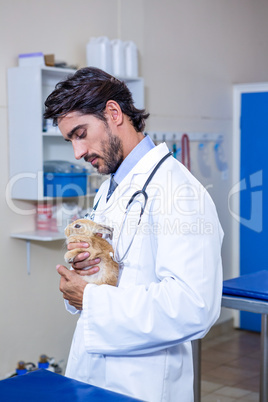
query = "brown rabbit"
(64, 218, 119, 286)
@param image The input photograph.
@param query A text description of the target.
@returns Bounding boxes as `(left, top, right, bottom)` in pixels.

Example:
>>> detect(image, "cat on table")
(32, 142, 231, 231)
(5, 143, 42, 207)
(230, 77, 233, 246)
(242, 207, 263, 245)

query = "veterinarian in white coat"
(44, 67, 223, 402)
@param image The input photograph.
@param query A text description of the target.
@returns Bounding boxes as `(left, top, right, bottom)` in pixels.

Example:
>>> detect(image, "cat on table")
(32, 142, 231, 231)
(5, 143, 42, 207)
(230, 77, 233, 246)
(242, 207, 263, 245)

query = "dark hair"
(44, 67, 149, 132)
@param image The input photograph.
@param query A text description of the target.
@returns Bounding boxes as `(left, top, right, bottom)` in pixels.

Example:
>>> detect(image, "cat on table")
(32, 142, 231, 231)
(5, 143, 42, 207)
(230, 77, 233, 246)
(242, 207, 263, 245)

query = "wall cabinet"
(8, 65, 144, 251)
(8, 65, 144, 200)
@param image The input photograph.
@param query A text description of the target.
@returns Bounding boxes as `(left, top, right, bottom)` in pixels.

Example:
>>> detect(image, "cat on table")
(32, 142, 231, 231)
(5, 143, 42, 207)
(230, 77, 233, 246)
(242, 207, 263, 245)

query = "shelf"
(41, 65, 76, 74)
(8, 64, 144, 275)
(10, 193, 96, 202)
(11, 231, 65, 241)
(116, 75, 143, 82)
(8, 65, 143, 199)
(11, 230, 66, 275)
(42, 130, 62, 137)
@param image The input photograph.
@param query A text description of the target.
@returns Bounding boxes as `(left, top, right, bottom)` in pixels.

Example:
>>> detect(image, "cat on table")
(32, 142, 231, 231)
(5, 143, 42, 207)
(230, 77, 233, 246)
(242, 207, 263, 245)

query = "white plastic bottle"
(125, 41, 138, 78)
(111, 39, 126, 77)
(86, 36, 113, 74)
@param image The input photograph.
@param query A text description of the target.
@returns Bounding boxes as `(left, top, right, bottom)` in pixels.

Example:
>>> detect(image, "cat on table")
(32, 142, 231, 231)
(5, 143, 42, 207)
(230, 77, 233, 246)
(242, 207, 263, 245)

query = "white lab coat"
(65, 143, 224, 402)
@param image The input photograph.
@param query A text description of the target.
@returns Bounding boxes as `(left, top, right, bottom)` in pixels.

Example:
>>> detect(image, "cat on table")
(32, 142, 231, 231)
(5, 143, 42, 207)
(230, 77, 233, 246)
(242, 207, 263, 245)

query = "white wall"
(1, 0, 268, 378)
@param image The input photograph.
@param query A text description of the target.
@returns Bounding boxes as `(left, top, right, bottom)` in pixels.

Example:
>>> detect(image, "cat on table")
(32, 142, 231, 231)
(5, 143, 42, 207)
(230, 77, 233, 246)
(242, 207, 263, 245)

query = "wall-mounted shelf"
(11, 231, 66, 275)
(8, 65, 144, 273)
(11, 231, 65, 242)
(8, 65, 144, 200)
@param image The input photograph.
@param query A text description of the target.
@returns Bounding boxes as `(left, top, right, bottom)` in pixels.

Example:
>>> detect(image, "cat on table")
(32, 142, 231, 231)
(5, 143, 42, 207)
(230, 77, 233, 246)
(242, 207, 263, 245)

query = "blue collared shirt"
(113, 134, 155, 186)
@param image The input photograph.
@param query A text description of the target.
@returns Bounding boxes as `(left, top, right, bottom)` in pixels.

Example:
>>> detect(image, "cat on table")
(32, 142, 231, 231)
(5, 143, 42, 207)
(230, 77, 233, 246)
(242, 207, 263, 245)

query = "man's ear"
(105, 100, 123, 126)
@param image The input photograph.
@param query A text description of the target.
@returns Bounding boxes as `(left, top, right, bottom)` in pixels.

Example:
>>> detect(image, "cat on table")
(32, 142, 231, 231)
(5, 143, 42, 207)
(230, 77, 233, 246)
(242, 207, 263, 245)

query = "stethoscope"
(86, 151, 172, 264)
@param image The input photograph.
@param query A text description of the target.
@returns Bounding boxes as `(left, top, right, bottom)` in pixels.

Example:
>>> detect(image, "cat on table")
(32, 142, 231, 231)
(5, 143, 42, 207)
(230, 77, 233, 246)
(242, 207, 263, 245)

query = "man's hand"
(67, 242, 100, 276)
(56, 265, 88, 310)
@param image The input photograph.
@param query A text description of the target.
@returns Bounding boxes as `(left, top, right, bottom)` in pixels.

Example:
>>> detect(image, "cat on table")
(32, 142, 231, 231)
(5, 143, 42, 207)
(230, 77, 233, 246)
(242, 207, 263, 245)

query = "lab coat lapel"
(127, 142, 169, 176)
(97, 142, 170, 213)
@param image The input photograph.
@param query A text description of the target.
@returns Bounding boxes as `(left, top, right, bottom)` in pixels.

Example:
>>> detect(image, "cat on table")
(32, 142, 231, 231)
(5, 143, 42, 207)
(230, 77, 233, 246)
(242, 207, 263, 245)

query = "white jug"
(125, 41, 138, 78)
(86, 36, 113, 75)
(111, 39, 126, 77)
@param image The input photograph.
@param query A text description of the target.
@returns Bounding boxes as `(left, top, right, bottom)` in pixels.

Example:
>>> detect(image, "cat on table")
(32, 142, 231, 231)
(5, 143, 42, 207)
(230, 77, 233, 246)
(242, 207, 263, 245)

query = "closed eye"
(76, 131, 86, 140)
(66, 124, 88, 142)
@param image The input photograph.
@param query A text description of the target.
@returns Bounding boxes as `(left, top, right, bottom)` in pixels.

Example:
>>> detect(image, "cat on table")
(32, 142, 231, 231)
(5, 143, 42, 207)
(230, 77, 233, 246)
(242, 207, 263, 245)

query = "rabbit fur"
(64, 218, 119, 286)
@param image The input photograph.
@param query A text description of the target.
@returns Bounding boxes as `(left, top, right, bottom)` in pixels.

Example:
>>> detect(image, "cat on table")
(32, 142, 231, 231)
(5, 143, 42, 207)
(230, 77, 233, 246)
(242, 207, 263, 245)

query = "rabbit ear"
(92, 222, 114, 239)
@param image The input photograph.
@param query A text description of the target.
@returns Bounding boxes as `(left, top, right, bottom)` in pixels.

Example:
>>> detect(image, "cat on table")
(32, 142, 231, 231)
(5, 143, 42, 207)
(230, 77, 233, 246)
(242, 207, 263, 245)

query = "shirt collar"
(113, 134, 155, 185)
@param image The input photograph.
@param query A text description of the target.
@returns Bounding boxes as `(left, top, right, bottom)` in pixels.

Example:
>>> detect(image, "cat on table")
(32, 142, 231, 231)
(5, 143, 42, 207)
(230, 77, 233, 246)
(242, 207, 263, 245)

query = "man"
(44, 67, 223, 402)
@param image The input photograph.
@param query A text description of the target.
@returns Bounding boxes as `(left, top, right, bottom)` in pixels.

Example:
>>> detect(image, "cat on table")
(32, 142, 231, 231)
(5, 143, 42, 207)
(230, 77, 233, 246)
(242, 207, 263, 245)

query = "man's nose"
(73, 142, 87, 160)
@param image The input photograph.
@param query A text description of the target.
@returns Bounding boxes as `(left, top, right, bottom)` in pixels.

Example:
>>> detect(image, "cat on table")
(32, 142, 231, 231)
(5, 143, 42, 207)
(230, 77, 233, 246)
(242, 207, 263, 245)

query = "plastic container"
(44, 173, 87, 197)
(55, 203, 82, 233)
(43, 160, 88, 197)
(36, 203, 53, 231)
(86, 37, 113, 74)
(111, 39, 126, 77)
(16, 361, 27, 376)
(43, 160, 86, 174)
(38, 355, 50, 370)
(18, 52, 45, 67)
(125, 41, 138, 78)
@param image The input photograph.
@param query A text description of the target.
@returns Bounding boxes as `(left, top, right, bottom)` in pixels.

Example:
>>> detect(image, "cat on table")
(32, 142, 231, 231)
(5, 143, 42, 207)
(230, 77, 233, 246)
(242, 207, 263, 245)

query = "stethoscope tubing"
(113, 151, 173, 263)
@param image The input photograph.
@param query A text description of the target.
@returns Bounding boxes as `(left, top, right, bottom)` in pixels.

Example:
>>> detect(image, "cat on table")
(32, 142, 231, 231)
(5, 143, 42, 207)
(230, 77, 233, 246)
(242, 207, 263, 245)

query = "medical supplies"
(86, 37, 139, 78)
(43, 160, 88, 198)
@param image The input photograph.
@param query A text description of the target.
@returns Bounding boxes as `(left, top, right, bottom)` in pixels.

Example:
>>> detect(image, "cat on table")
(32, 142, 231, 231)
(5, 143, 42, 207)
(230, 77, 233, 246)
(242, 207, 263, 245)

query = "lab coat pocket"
(65, 315, 89, 380)
(66, 314, 107, 386)
(105, 351, 168, 402)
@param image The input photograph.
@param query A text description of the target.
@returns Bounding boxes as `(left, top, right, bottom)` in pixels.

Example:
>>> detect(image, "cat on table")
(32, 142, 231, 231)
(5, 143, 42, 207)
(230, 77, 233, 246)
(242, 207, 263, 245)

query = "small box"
(18, 52, 45, 67)
(44, 54, 55, 66)
(44, 173, 87, 198)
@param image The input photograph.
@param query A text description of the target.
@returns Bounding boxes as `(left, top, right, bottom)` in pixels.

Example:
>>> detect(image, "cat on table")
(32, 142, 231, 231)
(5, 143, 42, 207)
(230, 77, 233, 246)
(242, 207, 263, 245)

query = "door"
(239, 91, 268, 332)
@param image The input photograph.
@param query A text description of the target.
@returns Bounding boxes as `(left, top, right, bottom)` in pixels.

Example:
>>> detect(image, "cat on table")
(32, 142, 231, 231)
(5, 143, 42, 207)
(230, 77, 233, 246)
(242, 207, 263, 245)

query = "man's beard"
(85, 126, 124, 175)
(100, 129, 124, 174)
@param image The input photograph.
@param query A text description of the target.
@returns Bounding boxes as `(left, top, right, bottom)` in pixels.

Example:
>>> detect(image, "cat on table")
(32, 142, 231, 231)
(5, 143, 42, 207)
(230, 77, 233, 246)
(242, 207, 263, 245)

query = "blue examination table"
(222, 270, 268, 402)
(193, 270, 268, 402)
(0, 369, 142, 401)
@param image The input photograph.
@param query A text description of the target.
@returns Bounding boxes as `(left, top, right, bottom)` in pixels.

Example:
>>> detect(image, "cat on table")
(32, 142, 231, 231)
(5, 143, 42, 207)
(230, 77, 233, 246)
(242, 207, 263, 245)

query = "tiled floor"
(201, 327, 261, 401)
